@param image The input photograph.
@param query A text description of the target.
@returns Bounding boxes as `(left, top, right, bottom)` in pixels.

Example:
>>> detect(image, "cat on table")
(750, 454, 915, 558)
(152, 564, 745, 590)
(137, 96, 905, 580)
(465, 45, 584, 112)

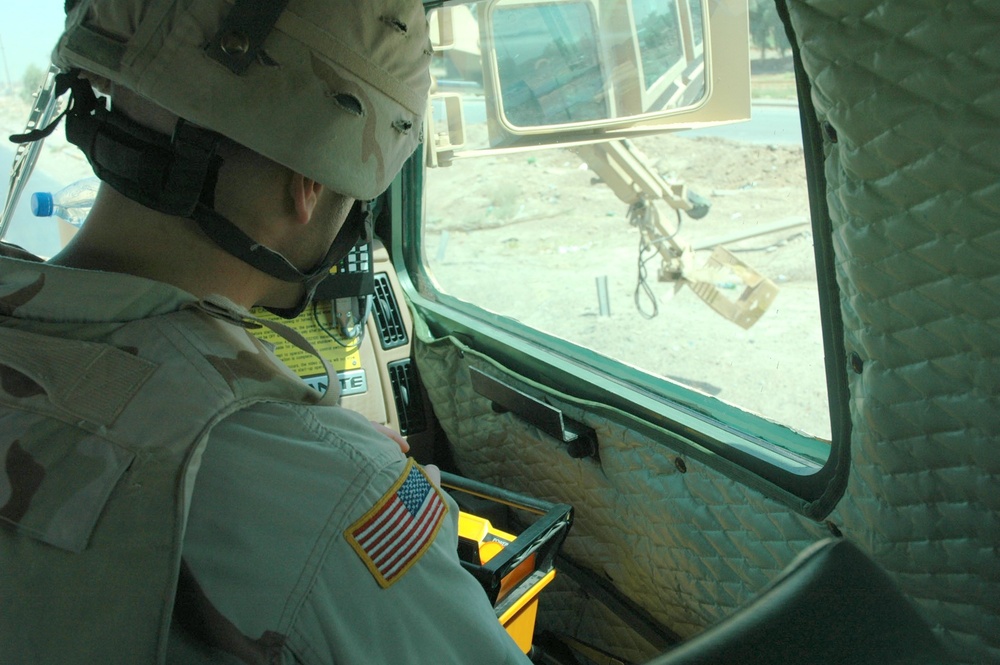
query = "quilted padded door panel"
(413, 1, 999, 663)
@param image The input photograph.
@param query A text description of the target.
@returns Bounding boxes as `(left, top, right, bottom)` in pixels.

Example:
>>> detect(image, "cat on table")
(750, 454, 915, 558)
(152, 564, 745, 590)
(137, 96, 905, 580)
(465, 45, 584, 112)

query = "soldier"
(0, 0, 531, 663)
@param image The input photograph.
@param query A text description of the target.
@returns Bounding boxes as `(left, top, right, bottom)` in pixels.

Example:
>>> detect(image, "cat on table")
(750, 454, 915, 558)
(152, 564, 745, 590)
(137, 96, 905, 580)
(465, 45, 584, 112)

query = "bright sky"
(0, 3, 67, 87)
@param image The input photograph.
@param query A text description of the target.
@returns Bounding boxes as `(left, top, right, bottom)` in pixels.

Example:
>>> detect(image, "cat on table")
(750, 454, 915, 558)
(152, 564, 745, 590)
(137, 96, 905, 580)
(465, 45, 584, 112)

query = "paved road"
(436, 97, 804, 146)
(678, 102, 803, 146)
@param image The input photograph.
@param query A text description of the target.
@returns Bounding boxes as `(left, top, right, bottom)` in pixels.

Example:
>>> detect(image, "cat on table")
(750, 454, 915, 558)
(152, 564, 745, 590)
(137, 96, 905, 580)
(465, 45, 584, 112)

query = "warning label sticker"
(250, 304, 363, 377)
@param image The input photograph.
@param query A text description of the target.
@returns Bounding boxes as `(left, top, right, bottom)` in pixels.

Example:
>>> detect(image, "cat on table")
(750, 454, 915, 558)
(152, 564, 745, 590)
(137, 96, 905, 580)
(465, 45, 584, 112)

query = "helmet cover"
(54, 0, 433, 200)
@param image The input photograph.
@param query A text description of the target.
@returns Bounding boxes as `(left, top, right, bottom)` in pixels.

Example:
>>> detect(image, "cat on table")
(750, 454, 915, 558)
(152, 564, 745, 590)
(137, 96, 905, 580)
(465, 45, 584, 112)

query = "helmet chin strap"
(11, 69, 366, 319)
(210, 200, 372, 319)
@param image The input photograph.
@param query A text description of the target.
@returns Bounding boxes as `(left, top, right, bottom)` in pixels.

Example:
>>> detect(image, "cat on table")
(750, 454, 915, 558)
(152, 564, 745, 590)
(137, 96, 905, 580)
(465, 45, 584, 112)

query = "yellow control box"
(458, 512, 558, 652)
(446, 475, 572, 655)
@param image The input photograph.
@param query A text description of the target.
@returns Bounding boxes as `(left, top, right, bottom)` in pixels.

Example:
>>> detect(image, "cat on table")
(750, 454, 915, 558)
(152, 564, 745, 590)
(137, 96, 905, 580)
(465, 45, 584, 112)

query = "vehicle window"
(493, 2, 606, 126)
(2, 62, 96, 260)
(421, 2, 832, 454)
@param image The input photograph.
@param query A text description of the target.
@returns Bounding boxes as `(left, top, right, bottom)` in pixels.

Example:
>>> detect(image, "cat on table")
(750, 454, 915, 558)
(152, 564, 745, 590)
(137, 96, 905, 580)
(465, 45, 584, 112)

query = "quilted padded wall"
(415, 334, 829, 661)
(413, 1, 998, 664)
(787, 1, 1000, 661)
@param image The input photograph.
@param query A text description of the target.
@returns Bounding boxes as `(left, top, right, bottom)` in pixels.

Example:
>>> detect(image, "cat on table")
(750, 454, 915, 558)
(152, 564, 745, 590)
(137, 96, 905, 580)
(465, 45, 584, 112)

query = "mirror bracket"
(427, 93, 467, 168)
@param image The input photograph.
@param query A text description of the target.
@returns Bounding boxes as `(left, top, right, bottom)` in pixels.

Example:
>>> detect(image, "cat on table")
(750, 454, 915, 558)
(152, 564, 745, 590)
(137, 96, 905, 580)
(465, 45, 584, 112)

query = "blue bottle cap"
(31, 192, 54, 217)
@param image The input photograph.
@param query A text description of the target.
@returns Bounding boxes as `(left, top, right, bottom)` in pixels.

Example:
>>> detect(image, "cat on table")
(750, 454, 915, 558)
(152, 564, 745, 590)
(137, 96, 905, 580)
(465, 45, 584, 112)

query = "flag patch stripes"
(345, 459, 448, 588)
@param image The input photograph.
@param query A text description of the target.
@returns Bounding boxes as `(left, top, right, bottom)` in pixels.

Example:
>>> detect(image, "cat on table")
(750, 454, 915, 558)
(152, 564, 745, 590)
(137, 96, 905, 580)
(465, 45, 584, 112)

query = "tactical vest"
(0, 298, 337, 664)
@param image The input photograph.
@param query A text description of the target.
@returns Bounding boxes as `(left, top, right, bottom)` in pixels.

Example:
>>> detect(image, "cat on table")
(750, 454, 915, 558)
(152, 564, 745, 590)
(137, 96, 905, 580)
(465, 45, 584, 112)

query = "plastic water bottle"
(31, 177, 101, 228)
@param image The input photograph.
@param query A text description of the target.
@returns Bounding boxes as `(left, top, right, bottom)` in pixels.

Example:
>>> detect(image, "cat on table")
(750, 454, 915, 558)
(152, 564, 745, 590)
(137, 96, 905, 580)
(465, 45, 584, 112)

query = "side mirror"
(427, 0, 750, 162)
(488, 0, 706, 127)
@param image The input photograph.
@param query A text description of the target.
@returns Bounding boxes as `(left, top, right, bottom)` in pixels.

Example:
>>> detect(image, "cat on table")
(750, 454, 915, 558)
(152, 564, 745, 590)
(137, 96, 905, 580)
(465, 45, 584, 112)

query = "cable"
(311, 300, 365, 352)
(629, 202, 685, 320)
(633, 232, 659, 319)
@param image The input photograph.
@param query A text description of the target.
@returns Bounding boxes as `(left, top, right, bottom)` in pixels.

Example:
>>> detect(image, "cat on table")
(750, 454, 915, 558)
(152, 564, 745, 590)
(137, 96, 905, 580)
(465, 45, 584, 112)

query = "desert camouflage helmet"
(53, 0, 433, 201)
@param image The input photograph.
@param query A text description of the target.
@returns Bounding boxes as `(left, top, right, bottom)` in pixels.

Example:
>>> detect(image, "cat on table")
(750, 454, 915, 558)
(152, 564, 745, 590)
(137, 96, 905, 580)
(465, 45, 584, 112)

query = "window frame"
(395, 0, 850, 519)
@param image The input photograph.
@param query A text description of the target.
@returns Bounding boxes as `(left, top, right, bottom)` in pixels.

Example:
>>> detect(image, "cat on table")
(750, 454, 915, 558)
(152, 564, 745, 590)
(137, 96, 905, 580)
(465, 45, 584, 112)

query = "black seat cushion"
(644, 538, 952, 665)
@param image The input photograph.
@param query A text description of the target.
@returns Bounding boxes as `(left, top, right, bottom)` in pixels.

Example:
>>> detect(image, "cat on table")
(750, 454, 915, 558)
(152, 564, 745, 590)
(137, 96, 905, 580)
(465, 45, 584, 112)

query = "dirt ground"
(423, 129, 832, 441)
(1, 85, 832, 442)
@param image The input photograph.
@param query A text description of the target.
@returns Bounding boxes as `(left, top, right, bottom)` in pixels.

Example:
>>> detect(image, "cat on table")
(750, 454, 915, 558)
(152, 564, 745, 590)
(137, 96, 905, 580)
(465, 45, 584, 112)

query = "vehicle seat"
(644, 538, 953, 665)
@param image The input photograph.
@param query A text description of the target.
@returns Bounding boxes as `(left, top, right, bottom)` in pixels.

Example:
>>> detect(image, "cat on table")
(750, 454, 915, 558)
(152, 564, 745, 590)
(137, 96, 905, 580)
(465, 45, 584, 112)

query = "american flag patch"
(345, 460, 448, 588)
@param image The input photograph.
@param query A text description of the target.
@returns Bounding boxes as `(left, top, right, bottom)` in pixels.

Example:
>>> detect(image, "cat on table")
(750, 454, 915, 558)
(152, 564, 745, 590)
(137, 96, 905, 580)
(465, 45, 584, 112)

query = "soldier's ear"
(289, 173, 323, 225)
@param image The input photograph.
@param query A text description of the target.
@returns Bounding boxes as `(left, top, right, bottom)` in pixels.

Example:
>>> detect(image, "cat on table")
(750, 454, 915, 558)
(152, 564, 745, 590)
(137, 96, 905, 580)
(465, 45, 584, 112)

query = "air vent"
(372, 272, 408, 350)
(388, 359, 427, 436)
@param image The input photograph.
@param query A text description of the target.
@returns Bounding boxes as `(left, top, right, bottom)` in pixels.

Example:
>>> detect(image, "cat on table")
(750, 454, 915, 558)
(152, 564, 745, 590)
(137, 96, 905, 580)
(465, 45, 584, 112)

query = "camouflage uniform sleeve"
(173, 401, 529, 665)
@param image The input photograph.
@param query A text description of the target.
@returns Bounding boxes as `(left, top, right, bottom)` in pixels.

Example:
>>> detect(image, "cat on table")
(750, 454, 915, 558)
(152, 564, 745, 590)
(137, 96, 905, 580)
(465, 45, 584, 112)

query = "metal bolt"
(849, 351, 864, 374)
(822, 121, 838, 143)
(220, 31, 250, 57)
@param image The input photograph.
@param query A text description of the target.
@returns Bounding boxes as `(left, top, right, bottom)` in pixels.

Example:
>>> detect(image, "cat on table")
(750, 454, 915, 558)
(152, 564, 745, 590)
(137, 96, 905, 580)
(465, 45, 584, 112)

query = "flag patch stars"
(345, 460, 448, 588)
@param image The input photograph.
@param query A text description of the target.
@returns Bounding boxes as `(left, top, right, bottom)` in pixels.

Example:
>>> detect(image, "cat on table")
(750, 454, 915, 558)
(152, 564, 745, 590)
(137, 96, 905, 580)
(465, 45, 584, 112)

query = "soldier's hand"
(369, 421, 410, 454)
(367, 422, 439, 487)
(423, 463, 441, 488)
